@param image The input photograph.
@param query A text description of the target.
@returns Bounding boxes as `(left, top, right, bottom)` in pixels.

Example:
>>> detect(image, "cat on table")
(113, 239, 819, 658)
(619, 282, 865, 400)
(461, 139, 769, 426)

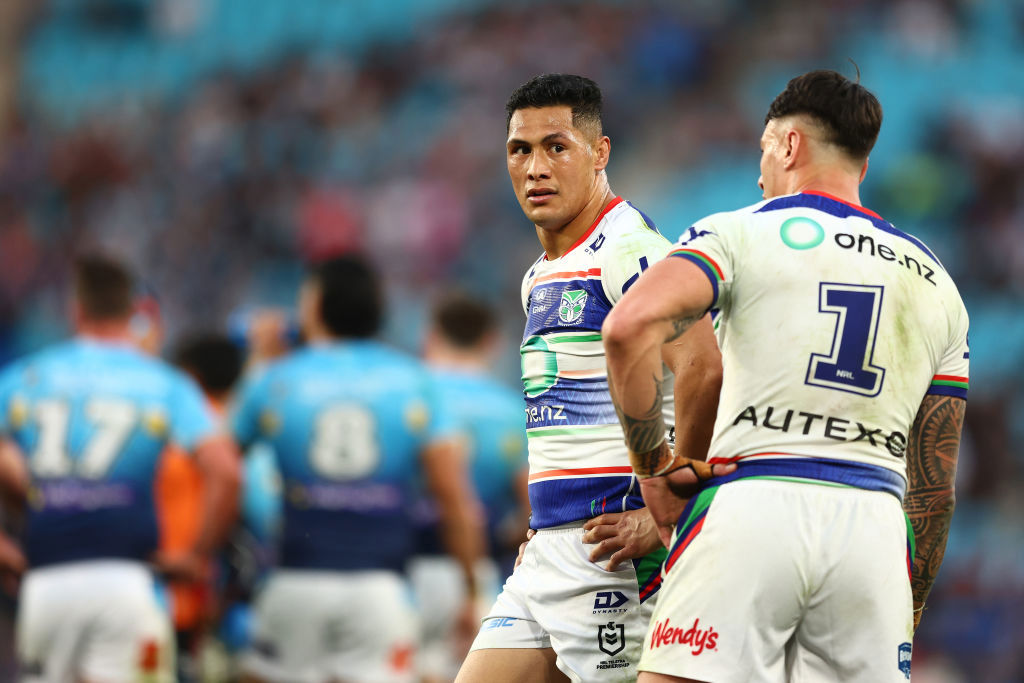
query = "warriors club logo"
(558, 290, 588, 324)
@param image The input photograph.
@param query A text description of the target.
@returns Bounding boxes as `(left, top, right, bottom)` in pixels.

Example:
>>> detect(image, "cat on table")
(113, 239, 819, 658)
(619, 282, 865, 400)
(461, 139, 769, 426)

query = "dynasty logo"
(593, 591, 629, 615)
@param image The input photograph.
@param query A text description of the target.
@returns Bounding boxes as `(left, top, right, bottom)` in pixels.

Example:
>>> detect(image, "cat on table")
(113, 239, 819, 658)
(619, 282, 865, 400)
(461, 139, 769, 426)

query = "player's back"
(675, 191, 969, 486)
(233, 340, 444, 572)
(0, 338, 213, 568)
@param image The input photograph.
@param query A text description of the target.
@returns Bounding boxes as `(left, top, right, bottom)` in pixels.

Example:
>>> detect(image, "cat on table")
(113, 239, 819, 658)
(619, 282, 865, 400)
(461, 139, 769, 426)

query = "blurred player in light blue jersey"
(232, 256, 483, 683)
(0, 255, 241, 683)
(410, 292, 529, 682)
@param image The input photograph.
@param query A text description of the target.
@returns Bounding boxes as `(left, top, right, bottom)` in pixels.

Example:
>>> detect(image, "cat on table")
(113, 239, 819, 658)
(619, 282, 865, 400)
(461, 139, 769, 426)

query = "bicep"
(606, 257, 716, 345)
(660, 314, 721, 376)
(905, 394, 966, 494)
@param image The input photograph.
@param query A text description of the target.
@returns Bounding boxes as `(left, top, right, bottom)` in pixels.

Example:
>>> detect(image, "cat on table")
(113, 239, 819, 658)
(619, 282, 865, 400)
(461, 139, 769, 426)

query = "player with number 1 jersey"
(603, 71, 969, 682)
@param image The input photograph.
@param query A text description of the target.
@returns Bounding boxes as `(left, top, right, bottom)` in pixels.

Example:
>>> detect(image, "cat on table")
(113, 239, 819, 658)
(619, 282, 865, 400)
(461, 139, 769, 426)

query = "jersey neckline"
(544, 196, 624, 261)
(801, 190, 883, 221)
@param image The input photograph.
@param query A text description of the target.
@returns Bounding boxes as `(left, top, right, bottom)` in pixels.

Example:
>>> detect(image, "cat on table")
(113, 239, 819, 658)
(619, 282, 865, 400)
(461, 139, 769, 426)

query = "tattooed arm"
(904, 393, 965, 630)
(604, 257, 732, 545)
(603, 257, 714, 474)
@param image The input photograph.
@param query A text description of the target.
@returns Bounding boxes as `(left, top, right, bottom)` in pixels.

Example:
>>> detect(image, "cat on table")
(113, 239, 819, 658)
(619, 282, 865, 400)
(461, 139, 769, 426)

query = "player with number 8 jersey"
(232, 256, 483, 683)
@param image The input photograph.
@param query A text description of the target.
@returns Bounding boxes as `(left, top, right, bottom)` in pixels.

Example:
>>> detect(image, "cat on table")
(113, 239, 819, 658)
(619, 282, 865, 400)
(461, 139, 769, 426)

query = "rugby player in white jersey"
(457, 74, 722, 682)
(604, 70, 968, 682)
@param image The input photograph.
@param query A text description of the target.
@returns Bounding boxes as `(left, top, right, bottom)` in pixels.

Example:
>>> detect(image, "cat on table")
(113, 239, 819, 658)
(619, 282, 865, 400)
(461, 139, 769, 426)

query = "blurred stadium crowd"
(0, 0, 1021, 680)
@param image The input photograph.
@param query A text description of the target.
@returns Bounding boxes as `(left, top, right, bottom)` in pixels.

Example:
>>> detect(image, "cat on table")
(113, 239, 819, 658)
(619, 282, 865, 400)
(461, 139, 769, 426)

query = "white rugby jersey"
(521, 197, 674, 527)
(672, 191, 969, 497)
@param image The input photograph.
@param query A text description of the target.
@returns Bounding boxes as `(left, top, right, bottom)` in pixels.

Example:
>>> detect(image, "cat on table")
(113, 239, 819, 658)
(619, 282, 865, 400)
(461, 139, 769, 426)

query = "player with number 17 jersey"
(0, 337, 218, 683)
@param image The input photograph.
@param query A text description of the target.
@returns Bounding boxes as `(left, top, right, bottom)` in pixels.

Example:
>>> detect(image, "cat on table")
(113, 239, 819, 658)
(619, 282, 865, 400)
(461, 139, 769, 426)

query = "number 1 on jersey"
(806, 283, 886, 397)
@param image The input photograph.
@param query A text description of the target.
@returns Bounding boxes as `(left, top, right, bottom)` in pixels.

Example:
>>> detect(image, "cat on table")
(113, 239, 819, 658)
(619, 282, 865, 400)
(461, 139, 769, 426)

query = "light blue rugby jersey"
(415, 368, 527, 556)
(231, 340, 455, 572)
(0, 338, 216, 567)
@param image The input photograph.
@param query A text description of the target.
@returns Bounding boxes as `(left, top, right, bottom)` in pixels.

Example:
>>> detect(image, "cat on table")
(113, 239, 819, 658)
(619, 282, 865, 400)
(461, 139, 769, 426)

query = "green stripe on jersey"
(526, 424, 623, 440)
(547, 332, 603, 344)
(634, 546, 668, 588)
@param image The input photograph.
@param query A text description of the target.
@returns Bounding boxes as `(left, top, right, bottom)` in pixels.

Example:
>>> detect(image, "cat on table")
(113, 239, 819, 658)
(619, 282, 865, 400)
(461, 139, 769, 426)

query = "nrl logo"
(558, 290, 588, 324)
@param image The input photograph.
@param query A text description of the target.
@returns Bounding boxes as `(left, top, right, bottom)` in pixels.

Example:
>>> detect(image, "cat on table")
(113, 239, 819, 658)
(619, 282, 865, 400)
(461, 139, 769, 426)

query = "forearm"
(905, 489, 954, 611)
(423, 440, 485, 597)
(665, 316, 721, 463)
(903, 394, 965, 614)
(606, 316, 698, 476)
(437, 498, 484, 597)
(193, 469, 240, 558)
(193, 436, 241, 558)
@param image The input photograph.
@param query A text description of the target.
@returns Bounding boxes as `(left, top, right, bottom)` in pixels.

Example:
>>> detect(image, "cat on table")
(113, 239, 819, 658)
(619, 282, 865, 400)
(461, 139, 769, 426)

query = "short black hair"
(505, 73, 603, 136)
(311, 255, 382, 339)
(174, 333, 244, 397)
(432, 292, 496, 349)
(765, 69, 882, 160)
(74, 254, 135, 321)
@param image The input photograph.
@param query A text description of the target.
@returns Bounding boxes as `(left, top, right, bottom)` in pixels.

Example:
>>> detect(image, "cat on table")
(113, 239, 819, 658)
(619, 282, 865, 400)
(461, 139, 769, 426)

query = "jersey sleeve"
(600, 225, 673, 305)
(926, 304, 970, 400)
(169, 372, 218, 452)
(230, 371, 267, 450)
(668, 215, 734, 312)
(422, 374, 460, 444)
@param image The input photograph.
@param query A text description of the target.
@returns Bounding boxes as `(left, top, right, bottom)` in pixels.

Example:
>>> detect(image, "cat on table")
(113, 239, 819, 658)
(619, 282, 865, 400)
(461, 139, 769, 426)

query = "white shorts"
(470, 523, 658, 682)
(17, 560, 174, 683)
(641, 479, 914, 682)
(408, 555, 500, 680)
(240, 569, 418, 683)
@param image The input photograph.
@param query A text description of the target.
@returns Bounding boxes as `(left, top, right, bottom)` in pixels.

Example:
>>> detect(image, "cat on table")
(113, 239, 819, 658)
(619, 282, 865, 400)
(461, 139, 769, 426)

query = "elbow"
(202, 436, 243, 493)
(701, 358, 724, 396)
(602, 306, 647, 358)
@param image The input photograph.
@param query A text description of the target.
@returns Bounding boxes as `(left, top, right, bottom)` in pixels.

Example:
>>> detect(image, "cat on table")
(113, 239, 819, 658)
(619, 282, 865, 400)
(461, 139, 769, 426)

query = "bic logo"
(594, 591, 629, 610)
(483, 617, 518, 630)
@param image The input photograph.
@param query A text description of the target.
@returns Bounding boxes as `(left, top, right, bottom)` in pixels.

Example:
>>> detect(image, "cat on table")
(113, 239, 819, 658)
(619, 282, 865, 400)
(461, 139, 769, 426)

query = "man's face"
(757, 119, 786, 199)
(506, 105, 604, 231)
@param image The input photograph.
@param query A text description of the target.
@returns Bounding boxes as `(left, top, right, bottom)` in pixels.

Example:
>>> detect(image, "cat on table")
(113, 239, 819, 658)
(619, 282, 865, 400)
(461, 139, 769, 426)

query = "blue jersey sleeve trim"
(670, 252, 719, 308)
(926, 384, 968, 400)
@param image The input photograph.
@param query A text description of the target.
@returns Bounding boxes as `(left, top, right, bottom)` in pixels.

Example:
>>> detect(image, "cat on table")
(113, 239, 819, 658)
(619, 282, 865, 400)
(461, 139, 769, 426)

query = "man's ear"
(859, 157, 869, 183)
(783, 127, 802, 171)
(594, 135, 611, 172)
